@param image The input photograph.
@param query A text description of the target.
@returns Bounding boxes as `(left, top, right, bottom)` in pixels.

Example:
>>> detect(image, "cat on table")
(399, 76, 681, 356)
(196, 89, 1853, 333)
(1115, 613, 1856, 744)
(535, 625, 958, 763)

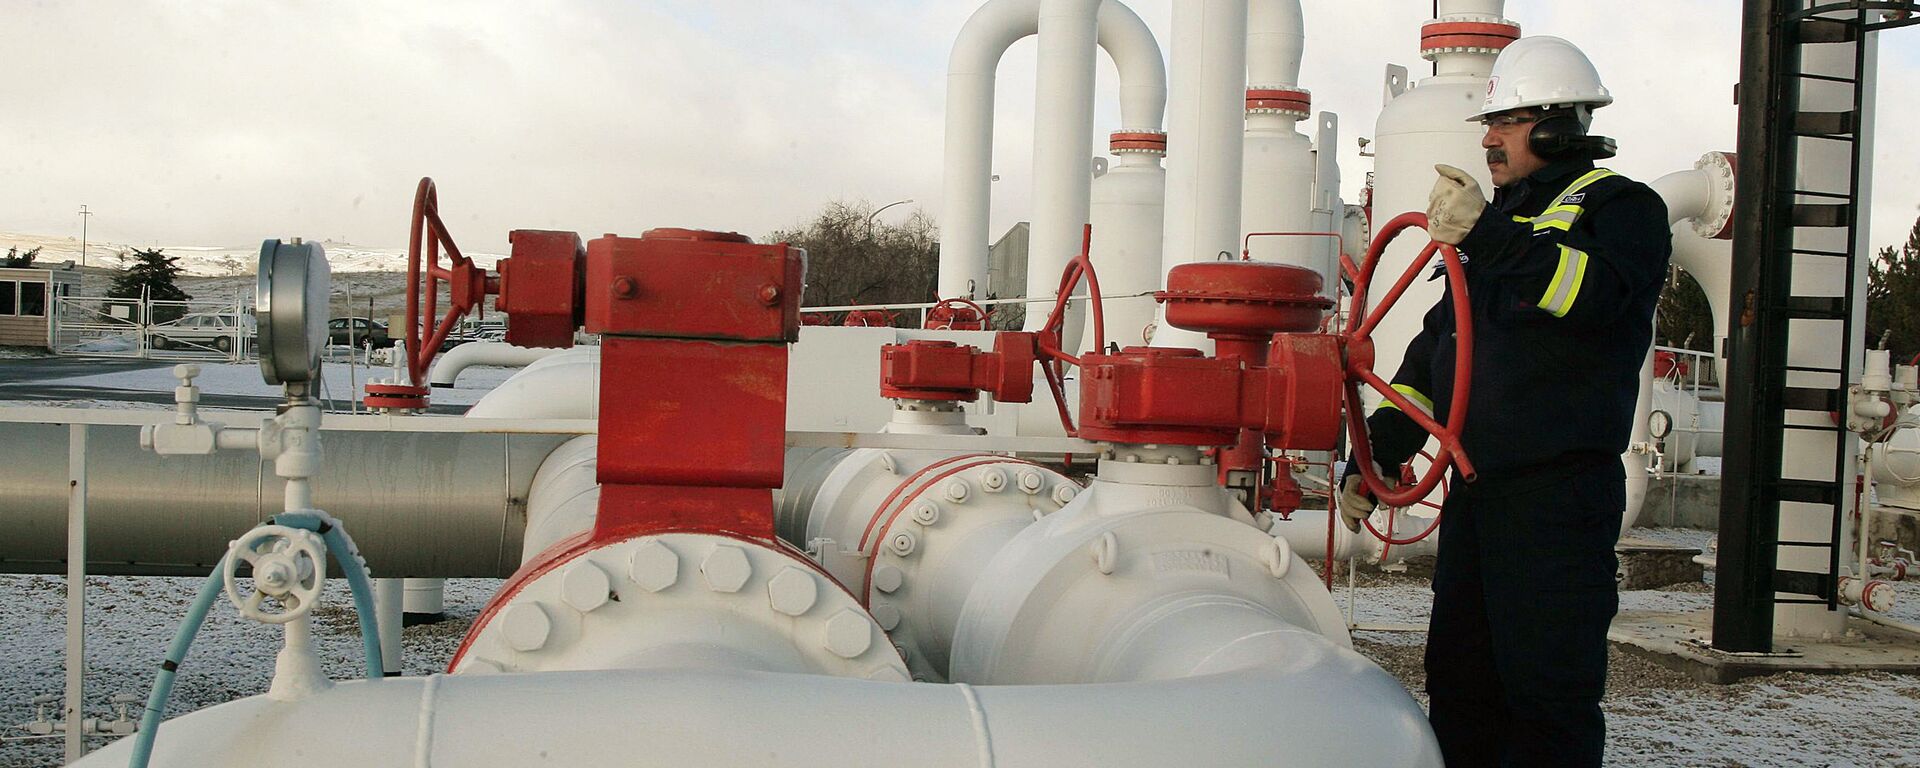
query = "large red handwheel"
(1341, 211, 1477, 508)
(924, 297, 988, 330)
(404, 178, 492, 388)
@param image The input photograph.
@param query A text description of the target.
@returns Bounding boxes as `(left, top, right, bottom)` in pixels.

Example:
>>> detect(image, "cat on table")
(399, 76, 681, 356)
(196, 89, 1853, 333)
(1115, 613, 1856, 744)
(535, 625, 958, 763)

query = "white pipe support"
(77, 661, 1440, 767)
(429, 342, 568, 387)
(403, 578, 446, 619)
(937, 0, 1167, 300)
(1155, 0, 1251, 350)
(1020, 0, 1103, 331)
(373, 578, 405, 676)
(453, 533, 910, 681)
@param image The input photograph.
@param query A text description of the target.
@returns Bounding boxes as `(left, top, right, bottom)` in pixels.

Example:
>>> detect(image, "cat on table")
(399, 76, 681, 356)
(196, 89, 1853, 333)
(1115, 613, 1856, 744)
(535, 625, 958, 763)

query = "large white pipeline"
(1154, 0, 1251, 350)
(81, 659, 1437, 767)
(937, 0, 1167, 301)
(1022, 0, 1103, 335)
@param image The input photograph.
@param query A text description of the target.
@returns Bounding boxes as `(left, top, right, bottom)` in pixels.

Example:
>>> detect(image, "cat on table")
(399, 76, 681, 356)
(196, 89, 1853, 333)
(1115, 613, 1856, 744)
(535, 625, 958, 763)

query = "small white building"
(0, 264, 82, 347)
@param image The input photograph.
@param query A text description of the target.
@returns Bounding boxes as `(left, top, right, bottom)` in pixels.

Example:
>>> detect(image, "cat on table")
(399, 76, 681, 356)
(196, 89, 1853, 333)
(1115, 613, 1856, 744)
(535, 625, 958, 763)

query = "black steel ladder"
(1714, 1, 1919, 653)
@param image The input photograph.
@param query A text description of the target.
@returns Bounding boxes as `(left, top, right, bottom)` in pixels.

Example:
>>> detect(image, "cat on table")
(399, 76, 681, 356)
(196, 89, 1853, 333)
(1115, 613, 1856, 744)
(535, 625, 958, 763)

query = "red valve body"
(880, 335, 1038, 403)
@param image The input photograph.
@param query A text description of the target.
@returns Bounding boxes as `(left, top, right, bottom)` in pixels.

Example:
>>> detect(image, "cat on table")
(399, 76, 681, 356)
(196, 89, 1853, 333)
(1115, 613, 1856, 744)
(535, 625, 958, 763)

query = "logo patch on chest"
(1559, 192, 1587, 205)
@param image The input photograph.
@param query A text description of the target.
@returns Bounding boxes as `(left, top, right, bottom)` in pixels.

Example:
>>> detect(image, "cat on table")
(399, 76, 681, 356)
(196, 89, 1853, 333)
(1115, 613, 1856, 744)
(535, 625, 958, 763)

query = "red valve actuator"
(880, 334, 1038, 403)
(1076, 335, 1343, 450)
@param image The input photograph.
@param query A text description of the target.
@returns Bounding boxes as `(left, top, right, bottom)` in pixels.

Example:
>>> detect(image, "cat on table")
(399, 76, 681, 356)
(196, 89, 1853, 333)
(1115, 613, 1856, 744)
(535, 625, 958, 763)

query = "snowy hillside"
(0, 231, 501, 277)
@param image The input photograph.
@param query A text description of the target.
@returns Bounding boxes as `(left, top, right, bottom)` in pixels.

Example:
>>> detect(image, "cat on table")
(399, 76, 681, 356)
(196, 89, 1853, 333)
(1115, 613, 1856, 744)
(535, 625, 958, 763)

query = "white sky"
(3, 1, 1916, 256)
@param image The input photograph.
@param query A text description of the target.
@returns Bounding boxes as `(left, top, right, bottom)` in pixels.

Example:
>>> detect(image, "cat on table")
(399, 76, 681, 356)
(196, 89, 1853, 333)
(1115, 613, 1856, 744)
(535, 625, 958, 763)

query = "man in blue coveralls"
(1340, 36, 1672, 767)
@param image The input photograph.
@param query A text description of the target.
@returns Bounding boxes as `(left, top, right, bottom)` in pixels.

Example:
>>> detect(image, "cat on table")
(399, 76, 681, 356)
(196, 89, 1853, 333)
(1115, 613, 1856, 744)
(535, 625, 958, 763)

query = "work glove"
(1426, 164, 1488, 246)
(1338, 463, 1390, 534)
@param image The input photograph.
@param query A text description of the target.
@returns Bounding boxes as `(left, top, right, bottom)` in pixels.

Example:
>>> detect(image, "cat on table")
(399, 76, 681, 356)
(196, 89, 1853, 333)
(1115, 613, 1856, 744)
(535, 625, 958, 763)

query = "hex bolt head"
(560, 561, 613, 613)
(911, 503, 941, 527)
(611, 275, 639, 299)
(1018, 470, 1045, 494)
(871, 564, 905, 594)
(757, 284, 782, 306)
(886, 530, 918, 557)
(701, 544, 753, 593)
(1052, 483, 1081, 505)
(943, 480, 972, 503)
(767, 567, 819, 617)
(499, 602, 552, 652)
(629, 540, 680, 593)
(824, 608, 875, 658)
(871, 602, 901, 631)
(980, 468, 1007, 492)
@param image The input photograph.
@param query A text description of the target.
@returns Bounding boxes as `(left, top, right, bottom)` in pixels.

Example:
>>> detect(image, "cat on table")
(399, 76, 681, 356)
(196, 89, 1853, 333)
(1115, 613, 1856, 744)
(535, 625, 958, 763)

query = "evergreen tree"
(3, 246, 40, 268)
(1868, 214, 1920, 363)
(108, 248, 191, 302)
(1656, 266, 1715, 351)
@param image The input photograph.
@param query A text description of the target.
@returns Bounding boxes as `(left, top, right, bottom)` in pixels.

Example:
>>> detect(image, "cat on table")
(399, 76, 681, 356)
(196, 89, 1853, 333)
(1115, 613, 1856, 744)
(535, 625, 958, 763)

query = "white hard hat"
(1466, 36, 1613, 122)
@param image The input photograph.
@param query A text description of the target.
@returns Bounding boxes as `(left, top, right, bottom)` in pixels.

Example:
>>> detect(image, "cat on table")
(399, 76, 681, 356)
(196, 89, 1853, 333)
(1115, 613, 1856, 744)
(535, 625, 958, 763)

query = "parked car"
(328, 317, 393, 348)
(151, 312, 255, 353)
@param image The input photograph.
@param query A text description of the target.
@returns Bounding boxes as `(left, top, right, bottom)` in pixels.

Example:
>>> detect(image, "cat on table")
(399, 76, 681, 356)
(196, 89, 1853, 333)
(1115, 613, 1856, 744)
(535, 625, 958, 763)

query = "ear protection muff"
(1529, 114, 1618, 160)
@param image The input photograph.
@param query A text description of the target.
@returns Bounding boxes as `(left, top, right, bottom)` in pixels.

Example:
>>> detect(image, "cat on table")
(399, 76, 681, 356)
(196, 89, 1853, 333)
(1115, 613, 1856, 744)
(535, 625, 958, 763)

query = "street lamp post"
(77, 205, 93, 269)
(865, 198, 914, 241)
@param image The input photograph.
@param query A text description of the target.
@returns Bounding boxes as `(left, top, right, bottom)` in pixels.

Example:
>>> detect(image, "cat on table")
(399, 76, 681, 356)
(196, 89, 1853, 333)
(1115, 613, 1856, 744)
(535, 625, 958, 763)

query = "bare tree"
(768, 200, 938, 325)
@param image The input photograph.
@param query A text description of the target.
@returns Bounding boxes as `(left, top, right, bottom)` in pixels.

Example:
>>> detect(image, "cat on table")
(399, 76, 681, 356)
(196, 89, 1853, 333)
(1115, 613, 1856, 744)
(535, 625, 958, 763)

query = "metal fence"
(51, 293, 253, 362)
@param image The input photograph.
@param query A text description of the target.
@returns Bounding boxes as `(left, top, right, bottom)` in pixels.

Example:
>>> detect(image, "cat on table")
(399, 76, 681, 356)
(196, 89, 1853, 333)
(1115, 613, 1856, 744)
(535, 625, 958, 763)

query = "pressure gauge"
(1648, 409, 1673, 440)
(256, 239, 331, 385)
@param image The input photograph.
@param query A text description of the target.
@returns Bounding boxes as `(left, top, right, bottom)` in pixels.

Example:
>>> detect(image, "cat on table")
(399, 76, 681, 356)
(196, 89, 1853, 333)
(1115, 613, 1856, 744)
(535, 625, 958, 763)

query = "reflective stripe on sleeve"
(1538, 245, 1590, 317)
(1377, 383, 1436, 419)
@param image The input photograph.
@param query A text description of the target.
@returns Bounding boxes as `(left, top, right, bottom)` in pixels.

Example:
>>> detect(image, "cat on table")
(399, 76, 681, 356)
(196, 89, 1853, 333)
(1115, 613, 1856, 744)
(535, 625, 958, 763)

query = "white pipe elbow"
(1246, 0, 1305, 88)
(430, 342, 567, 387)
(1098, 1, 1168, 131)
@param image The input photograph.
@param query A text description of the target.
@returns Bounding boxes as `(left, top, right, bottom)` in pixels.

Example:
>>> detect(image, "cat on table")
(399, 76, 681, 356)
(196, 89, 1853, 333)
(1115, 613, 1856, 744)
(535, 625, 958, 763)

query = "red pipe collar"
(1419, 21, 1520, 57)
(1109, 131, 1168, 154)
(1245, 88, 1311, 117)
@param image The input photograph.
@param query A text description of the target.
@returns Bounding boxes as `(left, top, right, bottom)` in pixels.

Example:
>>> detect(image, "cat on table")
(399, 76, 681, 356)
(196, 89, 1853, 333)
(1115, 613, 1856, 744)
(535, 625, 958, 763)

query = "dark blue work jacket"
(1365, 158, 1673, 480)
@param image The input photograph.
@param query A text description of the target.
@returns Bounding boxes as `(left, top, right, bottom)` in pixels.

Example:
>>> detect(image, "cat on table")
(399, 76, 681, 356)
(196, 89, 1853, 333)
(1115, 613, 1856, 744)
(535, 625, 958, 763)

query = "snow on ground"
(0, 576, 500, 768)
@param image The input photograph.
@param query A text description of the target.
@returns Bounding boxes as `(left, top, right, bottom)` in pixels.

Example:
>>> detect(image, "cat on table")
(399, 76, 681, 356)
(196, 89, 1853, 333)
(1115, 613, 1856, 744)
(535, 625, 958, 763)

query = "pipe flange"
(1246, 87, 1311, 119)
(453, 532, 909, 682)
(1691, 151, 1738, 241)
(863, 458, 1073, 682)
(1419, 17, 1521, 60)
(1110, 130, 1168, 155)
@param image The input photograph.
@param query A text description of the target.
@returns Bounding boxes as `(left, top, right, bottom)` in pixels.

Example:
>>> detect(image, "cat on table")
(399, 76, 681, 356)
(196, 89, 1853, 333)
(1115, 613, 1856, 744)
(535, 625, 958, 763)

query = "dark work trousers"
(1424, 458, 1624, 767)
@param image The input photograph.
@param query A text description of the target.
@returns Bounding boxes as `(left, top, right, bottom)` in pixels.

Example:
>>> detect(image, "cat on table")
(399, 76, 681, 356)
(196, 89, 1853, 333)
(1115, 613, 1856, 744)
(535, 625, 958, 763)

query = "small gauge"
(1648, 409, 1673, 440)
(256, 239, 332, 385)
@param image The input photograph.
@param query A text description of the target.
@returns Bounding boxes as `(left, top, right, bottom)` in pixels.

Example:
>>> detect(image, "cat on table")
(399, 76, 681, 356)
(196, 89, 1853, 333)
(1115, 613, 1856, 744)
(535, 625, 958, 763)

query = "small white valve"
(223, 525, 327, 624)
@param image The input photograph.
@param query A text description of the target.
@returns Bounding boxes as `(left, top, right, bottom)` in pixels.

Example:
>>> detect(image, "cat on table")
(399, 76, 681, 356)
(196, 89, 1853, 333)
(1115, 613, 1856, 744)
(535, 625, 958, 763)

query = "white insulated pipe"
(464, 349, 599, 419)
(1155, 0, 1250, 349)
(81, 660, 1439, 767)
(1241, 0, 1320, 278)
(429, 342, 568, 387)
(937, 0, 1167, 300)
(1020, 0, 1103, 331)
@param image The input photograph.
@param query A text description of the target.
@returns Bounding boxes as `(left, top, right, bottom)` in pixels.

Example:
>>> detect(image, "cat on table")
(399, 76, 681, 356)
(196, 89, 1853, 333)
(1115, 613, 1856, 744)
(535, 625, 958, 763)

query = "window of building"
(19, 281, 44, 316)
(0, 280, 15, 315)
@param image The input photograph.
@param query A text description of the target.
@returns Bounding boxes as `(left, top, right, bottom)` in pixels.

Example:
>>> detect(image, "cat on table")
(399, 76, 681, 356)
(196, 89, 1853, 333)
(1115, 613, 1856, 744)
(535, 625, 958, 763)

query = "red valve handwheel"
(404, 178, 492, 388)
(1341, 211, 1477, 509)
(925, 297, 989, 330)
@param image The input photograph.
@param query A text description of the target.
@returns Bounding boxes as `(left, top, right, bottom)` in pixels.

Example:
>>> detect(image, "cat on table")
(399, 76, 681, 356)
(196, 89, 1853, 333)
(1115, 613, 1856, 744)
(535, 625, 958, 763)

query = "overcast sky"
(3, 0, 1916, 257)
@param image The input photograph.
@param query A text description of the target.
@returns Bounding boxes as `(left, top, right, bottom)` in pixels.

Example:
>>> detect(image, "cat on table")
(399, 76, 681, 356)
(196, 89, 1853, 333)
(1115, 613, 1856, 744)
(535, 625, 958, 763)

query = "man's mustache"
(1486, 148, 1508, 165)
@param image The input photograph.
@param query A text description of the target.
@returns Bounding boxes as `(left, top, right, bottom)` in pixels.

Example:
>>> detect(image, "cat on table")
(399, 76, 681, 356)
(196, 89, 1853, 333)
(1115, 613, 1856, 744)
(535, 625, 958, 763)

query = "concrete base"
(1610, 609, 1920, 684)
(1615, 536, 1705, 590)
(1639, 473, 1721, 529)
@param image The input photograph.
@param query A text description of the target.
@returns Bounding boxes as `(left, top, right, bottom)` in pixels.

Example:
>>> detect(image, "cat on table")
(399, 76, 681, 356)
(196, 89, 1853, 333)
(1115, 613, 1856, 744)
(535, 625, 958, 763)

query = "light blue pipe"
(127, 558, 226, 768)
(128, 515, 384, 768)
(276, 512, 385, 679)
